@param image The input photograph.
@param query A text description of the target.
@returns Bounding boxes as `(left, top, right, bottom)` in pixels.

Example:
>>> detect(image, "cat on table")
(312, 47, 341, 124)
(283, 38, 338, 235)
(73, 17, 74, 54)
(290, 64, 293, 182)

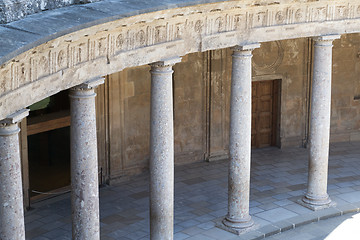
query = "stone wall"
(331, 34, 360, 142)
(101, 34, 360, 182)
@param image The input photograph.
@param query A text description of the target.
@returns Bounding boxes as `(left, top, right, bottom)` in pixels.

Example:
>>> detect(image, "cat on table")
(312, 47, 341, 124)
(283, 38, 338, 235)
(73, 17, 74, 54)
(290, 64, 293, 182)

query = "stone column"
(302, 35, 340, 210)
(223, 44, 260, 232)
(0, 109, 29, 240)
(69, 77, 104, 240)
(149, 57, 181, 240)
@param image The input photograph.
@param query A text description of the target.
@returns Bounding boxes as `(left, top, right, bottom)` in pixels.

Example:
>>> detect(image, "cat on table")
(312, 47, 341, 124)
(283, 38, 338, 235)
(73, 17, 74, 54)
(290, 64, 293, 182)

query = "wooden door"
(251, 80, 279, 148)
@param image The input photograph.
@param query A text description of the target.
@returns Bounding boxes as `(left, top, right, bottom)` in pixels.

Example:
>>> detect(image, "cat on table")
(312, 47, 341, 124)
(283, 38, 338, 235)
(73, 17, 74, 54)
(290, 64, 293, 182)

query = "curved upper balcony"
(0, 0, 360, 119)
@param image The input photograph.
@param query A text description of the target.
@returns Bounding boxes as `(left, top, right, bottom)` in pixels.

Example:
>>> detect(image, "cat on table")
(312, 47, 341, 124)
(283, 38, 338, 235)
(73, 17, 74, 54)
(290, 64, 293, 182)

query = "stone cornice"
(0, 0, 359, 119)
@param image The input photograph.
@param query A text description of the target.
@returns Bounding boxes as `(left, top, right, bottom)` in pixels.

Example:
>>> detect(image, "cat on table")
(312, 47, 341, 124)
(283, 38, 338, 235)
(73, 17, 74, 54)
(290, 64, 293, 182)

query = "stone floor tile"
(24, 214, 42, 224)
(107, 229, 128, 238)
(186, 234, 216, 240)
(124, 229, 148, 240)
(42, 228, 70, 239)
(202, 227, 238, 240)
(287, 190, 304, 197)
(178, 219, 201, 228)
(31, 237, 50, 240)
(273, 193, 291, 200)
(255, 185, 274, 191)
(174, 232, 190, 240)
(52, 235, 72, 240)
(252, 216, 272, 227)
(258, 202, 278, 211)
(208, 209, 227, 218)
(272, 220, 294, 232)
(336, 186, 355, 193)
(286, 213, 318, 227)
(268, 231, 315, 240)
(25, 220, 45, 231)
(283, 203, 313, 215)
(338, 191, 360, 203)
(273, 199, 293, 207)
(255, 207, 298, 223)
(197, 221, 215, 230)
(316, 207, 342, 220)
(182, 226, 204, 236)
(250, 206, 264, 215)
(335, 203, 359, 214)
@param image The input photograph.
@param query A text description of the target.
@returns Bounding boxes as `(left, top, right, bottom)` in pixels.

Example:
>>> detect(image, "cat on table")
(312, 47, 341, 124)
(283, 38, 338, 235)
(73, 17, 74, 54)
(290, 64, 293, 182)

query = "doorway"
(251, 80, 280, 148)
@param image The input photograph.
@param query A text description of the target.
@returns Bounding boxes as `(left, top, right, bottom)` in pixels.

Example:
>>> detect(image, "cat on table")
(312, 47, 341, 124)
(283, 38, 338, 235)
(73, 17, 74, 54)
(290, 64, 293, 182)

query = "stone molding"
(232, 43, 261, 52)
(69, 77, 105, 99)
(150, 57, 182, 68)
(0, 109, 29, 135)
(313, 34, 342, 46)
(0, 109, 29, 125)
(71, 77, 105, 91)
(0, 0, 360, 119)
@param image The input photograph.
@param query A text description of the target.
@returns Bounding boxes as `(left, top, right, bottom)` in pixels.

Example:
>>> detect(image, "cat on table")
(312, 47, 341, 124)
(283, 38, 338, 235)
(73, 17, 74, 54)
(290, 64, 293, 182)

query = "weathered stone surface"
(302, 35, 341, 209)
(1, 0, 360, 120)
(69, 78, 103, 240)
(222, 44, 259, 230)
(0, 109, 28, 240)
(150, 57, 181, 239)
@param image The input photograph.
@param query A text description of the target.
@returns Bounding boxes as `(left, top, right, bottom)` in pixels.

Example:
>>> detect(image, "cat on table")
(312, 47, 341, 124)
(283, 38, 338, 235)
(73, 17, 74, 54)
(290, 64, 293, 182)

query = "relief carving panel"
(253, 41, 284, 73)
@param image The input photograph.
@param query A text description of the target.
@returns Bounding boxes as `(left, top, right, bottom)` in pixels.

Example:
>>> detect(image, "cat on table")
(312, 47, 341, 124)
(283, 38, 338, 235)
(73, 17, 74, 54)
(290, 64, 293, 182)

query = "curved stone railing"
(1, 0, 360, 119)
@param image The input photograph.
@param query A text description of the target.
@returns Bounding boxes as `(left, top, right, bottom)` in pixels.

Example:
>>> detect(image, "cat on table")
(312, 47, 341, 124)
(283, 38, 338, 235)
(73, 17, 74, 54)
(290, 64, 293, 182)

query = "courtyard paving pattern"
(25, 141, 360, 239)
(266, 211, 360, 240)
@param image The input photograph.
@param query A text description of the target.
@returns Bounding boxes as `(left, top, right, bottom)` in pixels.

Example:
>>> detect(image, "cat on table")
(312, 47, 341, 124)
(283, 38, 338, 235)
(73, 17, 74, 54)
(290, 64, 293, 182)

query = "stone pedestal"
(149, 57, 181, 240)
(222, 44, 260, 232)
(0, 109, 29, 240)
(301, 35, 341, 210)
(69, 78, 104, 240)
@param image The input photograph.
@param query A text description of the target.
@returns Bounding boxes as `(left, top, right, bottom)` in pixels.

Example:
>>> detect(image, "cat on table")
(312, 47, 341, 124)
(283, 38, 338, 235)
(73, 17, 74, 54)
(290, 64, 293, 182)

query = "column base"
(216, 215, 255, 235)
(298, 194, 335, 211)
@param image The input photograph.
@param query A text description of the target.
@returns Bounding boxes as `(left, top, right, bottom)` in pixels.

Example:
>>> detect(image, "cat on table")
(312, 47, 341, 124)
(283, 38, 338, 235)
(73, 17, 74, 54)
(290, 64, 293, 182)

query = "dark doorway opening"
(28, 127, 70, 196)
(27, 90, 71, 199)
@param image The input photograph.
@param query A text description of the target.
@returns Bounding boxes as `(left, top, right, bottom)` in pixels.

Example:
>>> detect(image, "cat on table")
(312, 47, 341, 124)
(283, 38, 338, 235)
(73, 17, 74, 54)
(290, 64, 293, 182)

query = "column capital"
(72, 77, 105, 91)
(150, 57, 182, 68)
(0, 109, 29, 126)
(232, 43, 261, 52)
(0, 109, 28, 136)
(313, 34, 341, 43)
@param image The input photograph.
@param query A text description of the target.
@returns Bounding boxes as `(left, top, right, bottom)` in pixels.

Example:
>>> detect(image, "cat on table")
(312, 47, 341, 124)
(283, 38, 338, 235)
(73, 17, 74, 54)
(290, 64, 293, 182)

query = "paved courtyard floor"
(267, 211, 360, 240)
(25, 141, 360, 240)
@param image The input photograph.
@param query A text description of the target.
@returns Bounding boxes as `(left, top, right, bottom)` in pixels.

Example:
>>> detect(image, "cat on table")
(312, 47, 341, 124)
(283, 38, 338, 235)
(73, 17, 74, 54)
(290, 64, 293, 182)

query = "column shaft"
(70, 79, 103, 240)
(150, 58, 180, 240)
(223, 44, 259, 230)
(0, 109, 28, 240)
(303, 35, 340, 209)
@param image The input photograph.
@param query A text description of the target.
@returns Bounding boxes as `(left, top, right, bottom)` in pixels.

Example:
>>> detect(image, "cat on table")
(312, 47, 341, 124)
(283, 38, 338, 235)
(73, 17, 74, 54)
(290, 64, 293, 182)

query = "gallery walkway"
(25, 141, 360, 240)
